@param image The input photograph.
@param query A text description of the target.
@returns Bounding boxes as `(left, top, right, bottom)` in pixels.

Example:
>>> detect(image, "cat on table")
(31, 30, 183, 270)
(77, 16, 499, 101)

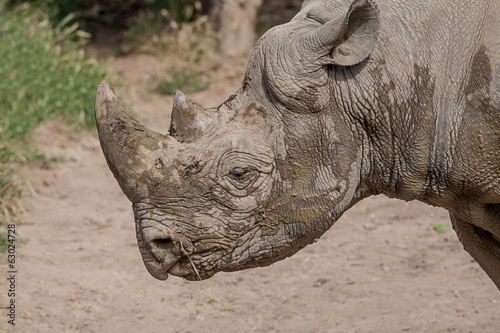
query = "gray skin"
(95, 0, 500, 290)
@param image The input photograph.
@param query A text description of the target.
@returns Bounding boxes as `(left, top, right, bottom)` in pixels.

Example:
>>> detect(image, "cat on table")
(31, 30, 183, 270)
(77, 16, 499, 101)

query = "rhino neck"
(332, 57, 440, 203)
(337, 0, 492, 208)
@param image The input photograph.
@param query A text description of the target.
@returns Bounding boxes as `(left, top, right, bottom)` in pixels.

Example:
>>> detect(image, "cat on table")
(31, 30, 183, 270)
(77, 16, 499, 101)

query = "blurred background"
(1, 2, 498, 332)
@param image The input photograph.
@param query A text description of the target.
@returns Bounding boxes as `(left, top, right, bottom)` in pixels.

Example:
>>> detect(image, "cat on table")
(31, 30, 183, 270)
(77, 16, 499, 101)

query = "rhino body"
(95, 0, 500, 290)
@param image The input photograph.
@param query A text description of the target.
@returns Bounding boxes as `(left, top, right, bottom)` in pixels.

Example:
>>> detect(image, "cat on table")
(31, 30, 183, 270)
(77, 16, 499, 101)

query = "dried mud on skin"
(5, 54, 499, 333)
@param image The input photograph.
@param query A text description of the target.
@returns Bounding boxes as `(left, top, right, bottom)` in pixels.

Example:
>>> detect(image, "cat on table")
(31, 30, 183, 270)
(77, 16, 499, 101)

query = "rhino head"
(95, 0, 379, 281)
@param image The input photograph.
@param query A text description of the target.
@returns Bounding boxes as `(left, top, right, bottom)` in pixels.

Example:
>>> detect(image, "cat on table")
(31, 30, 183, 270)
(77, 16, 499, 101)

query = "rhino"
(95, 0, 500, 290)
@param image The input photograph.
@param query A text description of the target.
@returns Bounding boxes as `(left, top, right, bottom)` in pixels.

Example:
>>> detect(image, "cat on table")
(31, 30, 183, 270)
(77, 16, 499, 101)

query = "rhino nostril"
(152, 237, 174, 250)
(147, 236, 180, 262)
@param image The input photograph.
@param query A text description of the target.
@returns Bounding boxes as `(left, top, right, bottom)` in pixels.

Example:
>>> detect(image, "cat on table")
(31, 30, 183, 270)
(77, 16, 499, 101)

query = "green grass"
(0, 4, 108, 241)
(124, 0, 204, 48)
(432, 224, 452, 234)
(125, 6, 218, 96)
(0, 5, 105, 148)
(0, 224, 22, 253)
(0, 232, 8, 253)
(155, 71, 209, 95)
(0, 166, 22, 244)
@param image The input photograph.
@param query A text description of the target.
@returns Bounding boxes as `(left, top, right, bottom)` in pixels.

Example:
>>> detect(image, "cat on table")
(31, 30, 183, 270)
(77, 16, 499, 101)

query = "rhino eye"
(227, 167, 258, 189)
(217, 151, 274, 196)
(229, 167, 247, 179)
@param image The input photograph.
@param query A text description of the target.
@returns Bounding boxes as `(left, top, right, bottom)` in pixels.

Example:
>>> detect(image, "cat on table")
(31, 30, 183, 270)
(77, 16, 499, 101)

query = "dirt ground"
(2, 52, 500, 333)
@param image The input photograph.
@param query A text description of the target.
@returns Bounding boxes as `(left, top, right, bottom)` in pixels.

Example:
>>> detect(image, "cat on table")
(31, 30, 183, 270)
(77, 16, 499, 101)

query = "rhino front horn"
(169, 90, 217, 142)
(95, 81, 180, 203)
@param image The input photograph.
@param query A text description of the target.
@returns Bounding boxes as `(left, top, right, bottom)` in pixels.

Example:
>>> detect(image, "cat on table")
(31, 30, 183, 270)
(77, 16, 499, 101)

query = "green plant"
(6, 0, 145, 31)
(6, 0, 207, 32)
(0, 4, 105, 149)
(0, 226, 22, 253)
(0, 166, 22, 226)
(432, 224, 452, 234)
(155, 71, 209, 95)
(0, 4, 107, 236)
(125, 1, 207, 47)
(144, 0, 203, 23)
(124, 1, 218, 95)
(0, 232, 8, 253)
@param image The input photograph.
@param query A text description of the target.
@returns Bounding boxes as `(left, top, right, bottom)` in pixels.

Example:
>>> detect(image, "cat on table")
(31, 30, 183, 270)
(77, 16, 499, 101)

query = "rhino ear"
(307, 0, 379, 66)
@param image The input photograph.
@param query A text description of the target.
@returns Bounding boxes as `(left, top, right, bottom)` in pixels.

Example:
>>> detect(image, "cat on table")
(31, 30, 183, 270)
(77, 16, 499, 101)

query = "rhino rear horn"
(169, 91, 217, 143)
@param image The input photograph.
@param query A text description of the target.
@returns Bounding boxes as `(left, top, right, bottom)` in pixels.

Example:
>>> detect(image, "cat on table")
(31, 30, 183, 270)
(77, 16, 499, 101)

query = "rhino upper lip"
(143, 242, 202, 280)
(142, 256, 177, 280)
(139, 232, 182, 280)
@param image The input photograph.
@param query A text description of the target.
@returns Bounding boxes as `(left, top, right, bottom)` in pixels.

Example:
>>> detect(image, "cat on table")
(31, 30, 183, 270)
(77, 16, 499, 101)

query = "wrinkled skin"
(95, 0, 500, 290)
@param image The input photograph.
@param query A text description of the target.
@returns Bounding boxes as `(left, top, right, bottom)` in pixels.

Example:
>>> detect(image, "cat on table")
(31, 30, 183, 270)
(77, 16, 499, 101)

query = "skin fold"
(95, 0, 500, 290)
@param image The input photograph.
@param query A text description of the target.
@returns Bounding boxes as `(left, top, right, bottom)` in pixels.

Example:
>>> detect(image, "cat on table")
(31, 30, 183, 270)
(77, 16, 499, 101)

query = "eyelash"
(229, 168, 248, 180)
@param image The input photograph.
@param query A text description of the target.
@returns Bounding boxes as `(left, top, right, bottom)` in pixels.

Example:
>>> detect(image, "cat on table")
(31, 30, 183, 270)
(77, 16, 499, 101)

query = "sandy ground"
(2, 53, 499, 333)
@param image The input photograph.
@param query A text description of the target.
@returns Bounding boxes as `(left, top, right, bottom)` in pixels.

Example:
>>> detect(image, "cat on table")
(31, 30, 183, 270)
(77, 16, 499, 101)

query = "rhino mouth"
(137, 227, 181, 280)
(140, 244, 180, 280)
(141, 248, 200, 281)
(167, 256, 215, 281)
(139, 236, 214, 281)
(137, 220, 224, 281)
